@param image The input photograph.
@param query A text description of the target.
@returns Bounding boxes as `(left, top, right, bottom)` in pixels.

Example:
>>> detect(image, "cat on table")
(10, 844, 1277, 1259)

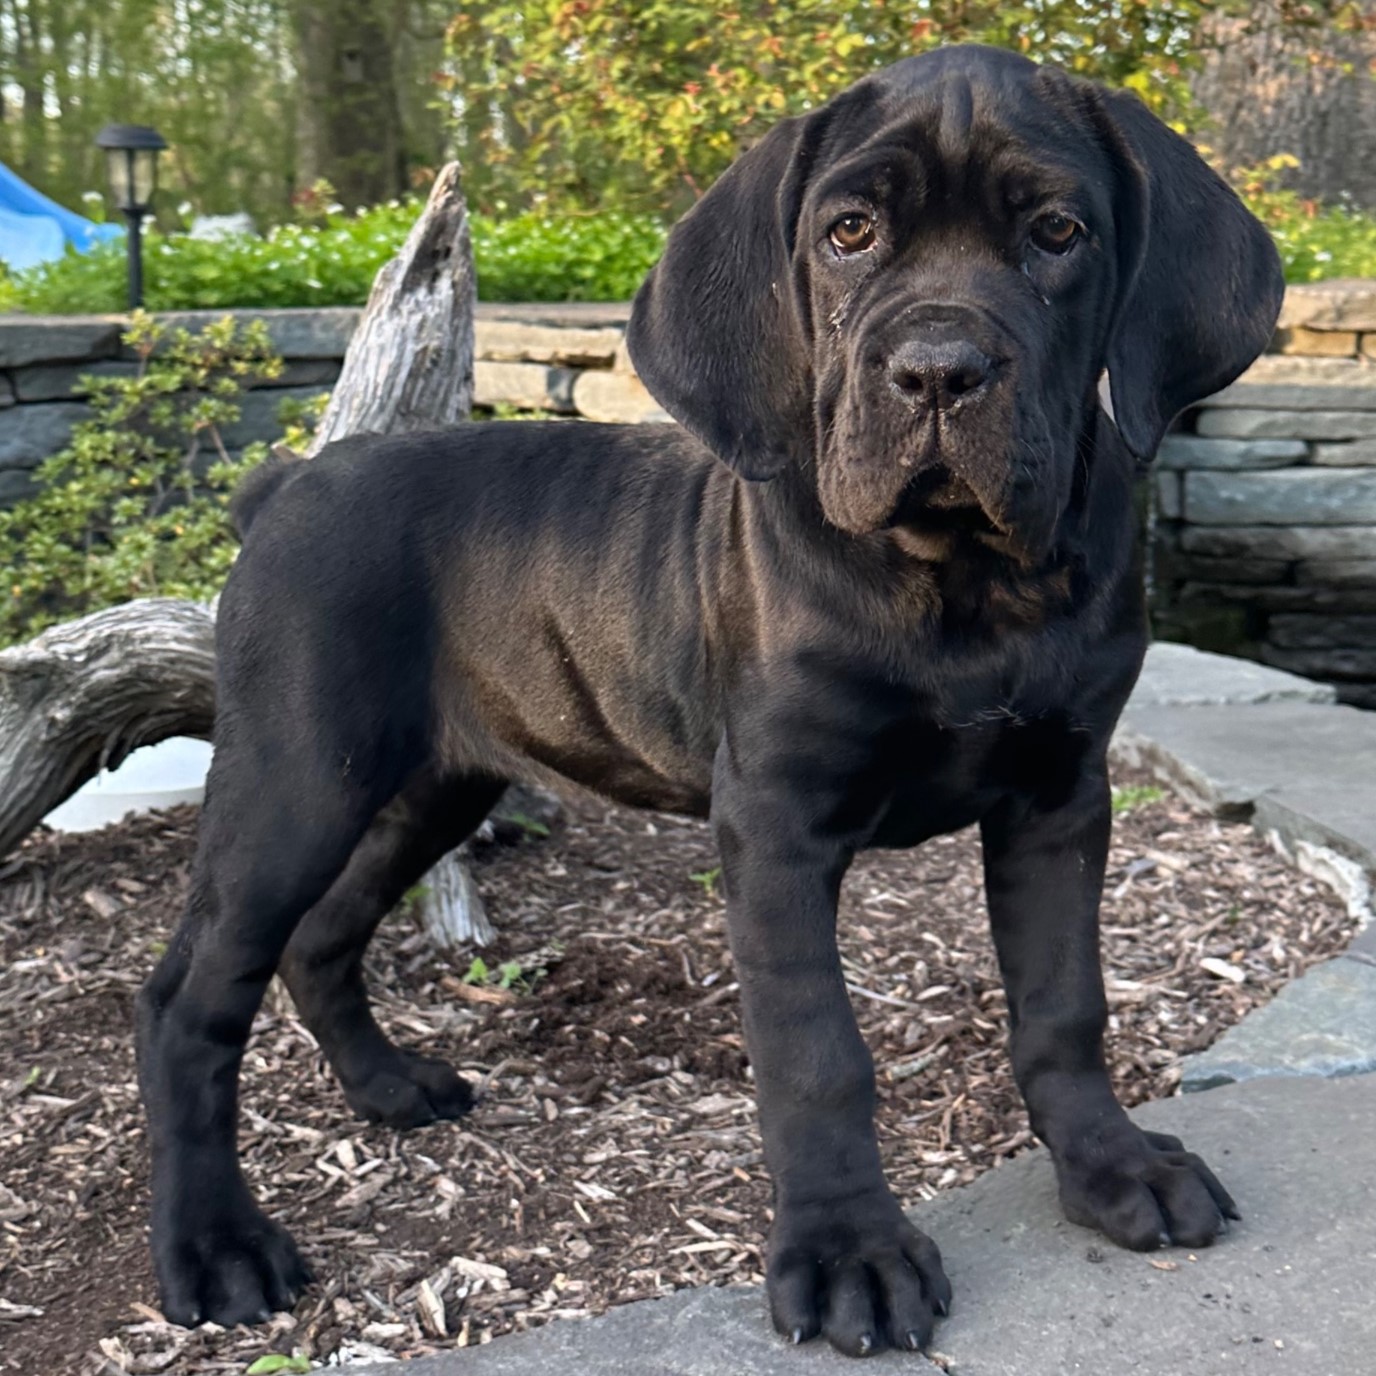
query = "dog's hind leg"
(137, 712, 412, 1327)
(278, 769, 506, 1129)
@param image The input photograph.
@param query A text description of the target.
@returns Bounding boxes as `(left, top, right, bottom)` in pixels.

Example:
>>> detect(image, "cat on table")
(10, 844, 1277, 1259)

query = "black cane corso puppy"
(137, 43, 1282, 1357)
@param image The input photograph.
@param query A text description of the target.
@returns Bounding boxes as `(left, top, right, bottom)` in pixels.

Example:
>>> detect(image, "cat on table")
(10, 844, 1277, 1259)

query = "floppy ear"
(1098, 90, 1284, 462)
(626, 111, 825, 479)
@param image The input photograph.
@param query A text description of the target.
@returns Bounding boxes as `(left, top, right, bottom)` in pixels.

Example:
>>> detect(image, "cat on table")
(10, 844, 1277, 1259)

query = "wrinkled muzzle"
(815, 308, 1072, 562)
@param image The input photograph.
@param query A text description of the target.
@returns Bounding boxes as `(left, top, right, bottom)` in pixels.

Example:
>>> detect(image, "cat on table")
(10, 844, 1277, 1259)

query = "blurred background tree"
(0, 0, 1371, 225)
(1194, 0, 1376, 210)
(0, 0, 453, 223)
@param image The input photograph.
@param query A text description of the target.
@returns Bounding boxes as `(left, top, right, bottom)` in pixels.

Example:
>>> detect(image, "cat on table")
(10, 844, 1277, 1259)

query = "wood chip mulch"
(0, 767, 1356, 1375)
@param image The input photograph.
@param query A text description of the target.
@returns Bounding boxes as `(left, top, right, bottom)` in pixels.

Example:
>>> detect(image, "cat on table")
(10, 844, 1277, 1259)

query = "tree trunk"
(0, 164, 475, 867)
(289, 0, 409, 208)
(1192, 6, 1376, 211)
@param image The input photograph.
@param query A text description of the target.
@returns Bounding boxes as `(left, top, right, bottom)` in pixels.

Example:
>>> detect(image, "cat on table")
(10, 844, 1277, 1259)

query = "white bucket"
(43, 736, 213, 833)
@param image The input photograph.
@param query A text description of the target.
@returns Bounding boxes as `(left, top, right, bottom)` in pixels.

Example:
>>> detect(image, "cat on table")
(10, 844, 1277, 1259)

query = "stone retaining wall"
(0, 302, 654, 509)
(1151, 279, 1376, 709)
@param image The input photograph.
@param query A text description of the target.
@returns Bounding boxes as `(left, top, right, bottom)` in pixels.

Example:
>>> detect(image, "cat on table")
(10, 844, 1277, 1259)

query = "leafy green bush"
(471, 212, 666, 302)
(1235, 158, 1376, 284)
(1265, 203, 1376, 285)
(0, 202, 415, 314)
(0, 205, 667, 314)
(0, 314, 277, 645)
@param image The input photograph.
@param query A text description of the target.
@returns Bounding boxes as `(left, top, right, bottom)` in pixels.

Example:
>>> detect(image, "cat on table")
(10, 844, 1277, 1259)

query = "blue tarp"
(0, 163, 122, 271)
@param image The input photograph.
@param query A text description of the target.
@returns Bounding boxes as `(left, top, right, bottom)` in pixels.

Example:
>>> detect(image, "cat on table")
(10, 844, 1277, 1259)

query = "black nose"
(887, 339, 993, 413)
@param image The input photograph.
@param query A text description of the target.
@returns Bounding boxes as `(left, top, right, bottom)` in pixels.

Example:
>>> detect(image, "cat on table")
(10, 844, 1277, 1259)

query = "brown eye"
(829, 213, 876, 255)
(1030, 213, 1081, 254)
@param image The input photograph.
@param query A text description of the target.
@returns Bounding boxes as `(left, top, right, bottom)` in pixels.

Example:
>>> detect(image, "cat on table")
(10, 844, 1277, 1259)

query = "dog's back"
(223, 421, 732, 814)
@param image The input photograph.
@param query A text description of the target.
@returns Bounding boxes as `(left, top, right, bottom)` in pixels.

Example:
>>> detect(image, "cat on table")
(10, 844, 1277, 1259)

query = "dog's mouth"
(884, 464, 1042, 564)
(890, 467, 1002, 535)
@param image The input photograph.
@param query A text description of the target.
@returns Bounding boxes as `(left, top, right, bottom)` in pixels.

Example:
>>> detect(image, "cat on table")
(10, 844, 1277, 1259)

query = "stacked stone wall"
(0, 303, 658, 509)
(1152, 280, 1376, 708)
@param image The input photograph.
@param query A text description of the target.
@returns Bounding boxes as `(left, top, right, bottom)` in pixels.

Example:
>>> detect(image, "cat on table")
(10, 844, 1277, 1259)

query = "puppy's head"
(627, 45, 1283, 561)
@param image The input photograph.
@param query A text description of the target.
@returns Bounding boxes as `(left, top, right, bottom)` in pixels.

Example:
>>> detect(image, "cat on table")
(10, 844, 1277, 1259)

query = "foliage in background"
(1, 0, 1371, 232)
(0, 315, 276, 645)
(0, 0, 299, 224)
(471, 210, 666, 300)
(1, 0, 1373, 308)
(0, 205, 667, 312)
(443, 0, 1364, 216)
(1233, 156, 1376, 283)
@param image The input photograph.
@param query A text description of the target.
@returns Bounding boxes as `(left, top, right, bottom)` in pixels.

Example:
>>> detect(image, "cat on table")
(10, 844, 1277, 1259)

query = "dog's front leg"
(981, 761, 1239, 1252)
(712, 737, 950, 1358)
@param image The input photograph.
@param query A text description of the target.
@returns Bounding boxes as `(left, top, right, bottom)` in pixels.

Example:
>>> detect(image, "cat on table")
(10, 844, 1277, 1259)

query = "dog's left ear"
(1098, 90, 1285, 462)
(626, 111, 826, 479)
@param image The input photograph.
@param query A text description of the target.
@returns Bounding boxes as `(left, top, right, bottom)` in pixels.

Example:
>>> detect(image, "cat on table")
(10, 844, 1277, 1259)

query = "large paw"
(767, 1191, 951, 1358)
(342, 1048, 475, 1129)
(155, 1199, 313, 1327)
(1056, 1124, 1240, 1251)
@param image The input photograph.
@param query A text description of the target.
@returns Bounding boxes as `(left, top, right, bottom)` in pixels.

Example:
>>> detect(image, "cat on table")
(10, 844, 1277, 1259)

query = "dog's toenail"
(790, 1326, 805, 1345)
(858, 1333, 873, 1354)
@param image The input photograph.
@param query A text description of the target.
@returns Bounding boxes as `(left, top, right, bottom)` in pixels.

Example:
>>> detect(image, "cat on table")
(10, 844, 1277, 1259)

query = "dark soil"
(0, 769, 1355, 1375)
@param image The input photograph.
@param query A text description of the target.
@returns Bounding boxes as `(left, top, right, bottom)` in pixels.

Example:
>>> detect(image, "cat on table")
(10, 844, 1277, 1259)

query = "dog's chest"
(866, 622, 1110, 849)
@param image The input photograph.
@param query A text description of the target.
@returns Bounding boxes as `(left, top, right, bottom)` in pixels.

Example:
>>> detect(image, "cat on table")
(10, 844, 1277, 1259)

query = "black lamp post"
(95, 124, 167, 309)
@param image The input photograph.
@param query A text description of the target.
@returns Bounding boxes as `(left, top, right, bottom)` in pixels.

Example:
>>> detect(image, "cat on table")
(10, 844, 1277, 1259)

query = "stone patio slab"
(1127, 642, 1335, 709)
(1112, 700, 1376, 874)
(1181, 955, 1376, 1090)
(353, 1076, 1376, 1375)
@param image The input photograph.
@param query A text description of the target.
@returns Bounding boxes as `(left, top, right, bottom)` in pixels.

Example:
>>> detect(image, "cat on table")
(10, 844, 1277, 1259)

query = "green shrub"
(470, 211, 666, 303)
(0, 313, 278, 645)
(0, 206, 667, 314)
(1235, 159, 1376, 284)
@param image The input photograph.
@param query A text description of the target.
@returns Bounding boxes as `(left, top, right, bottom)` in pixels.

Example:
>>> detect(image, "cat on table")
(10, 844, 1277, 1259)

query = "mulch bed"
(0, 768, 1355, 1375)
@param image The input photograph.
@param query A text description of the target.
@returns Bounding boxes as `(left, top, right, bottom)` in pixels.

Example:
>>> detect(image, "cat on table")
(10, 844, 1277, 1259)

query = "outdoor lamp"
(95, 123, 167, 309)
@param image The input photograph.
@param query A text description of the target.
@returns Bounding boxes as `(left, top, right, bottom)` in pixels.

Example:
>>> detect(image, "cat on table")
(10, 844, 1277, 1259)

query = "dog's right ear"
(626, 112, 825, 480)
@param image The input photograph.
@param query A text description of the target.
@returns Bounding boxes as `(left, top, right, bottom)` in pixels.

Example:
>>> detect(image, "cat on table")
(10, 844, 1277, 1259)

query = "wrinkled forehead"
(809, 52, 1115, 218)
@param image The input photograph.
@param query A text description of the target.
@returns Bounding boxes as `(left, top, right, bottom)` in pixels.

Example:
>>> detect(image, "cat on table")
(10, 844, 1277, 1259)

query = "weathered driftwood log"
(0, 600, 216, 858)
(306, 160, 475, 455)
(0, 166, 483, 922)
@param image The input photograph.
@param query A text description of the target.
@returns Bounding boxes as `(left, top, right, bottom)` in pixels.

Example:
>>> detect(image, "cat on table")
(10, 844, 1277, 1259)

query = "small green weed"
(1111, 785, 1165, 816)
(245, 1355, 311, 1375)
(397, 883, 431, 917)
(503, 811, 551, 838)
(689, 866, 723, 898)
(462, 955, 544, 994)
(474, 402, 561, 421)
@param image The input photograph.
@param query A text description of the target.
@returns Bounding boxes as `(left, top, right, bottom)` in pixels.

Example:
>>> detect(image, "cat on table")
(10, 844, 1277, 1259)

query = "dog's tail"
(229, 444, 305, 539)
